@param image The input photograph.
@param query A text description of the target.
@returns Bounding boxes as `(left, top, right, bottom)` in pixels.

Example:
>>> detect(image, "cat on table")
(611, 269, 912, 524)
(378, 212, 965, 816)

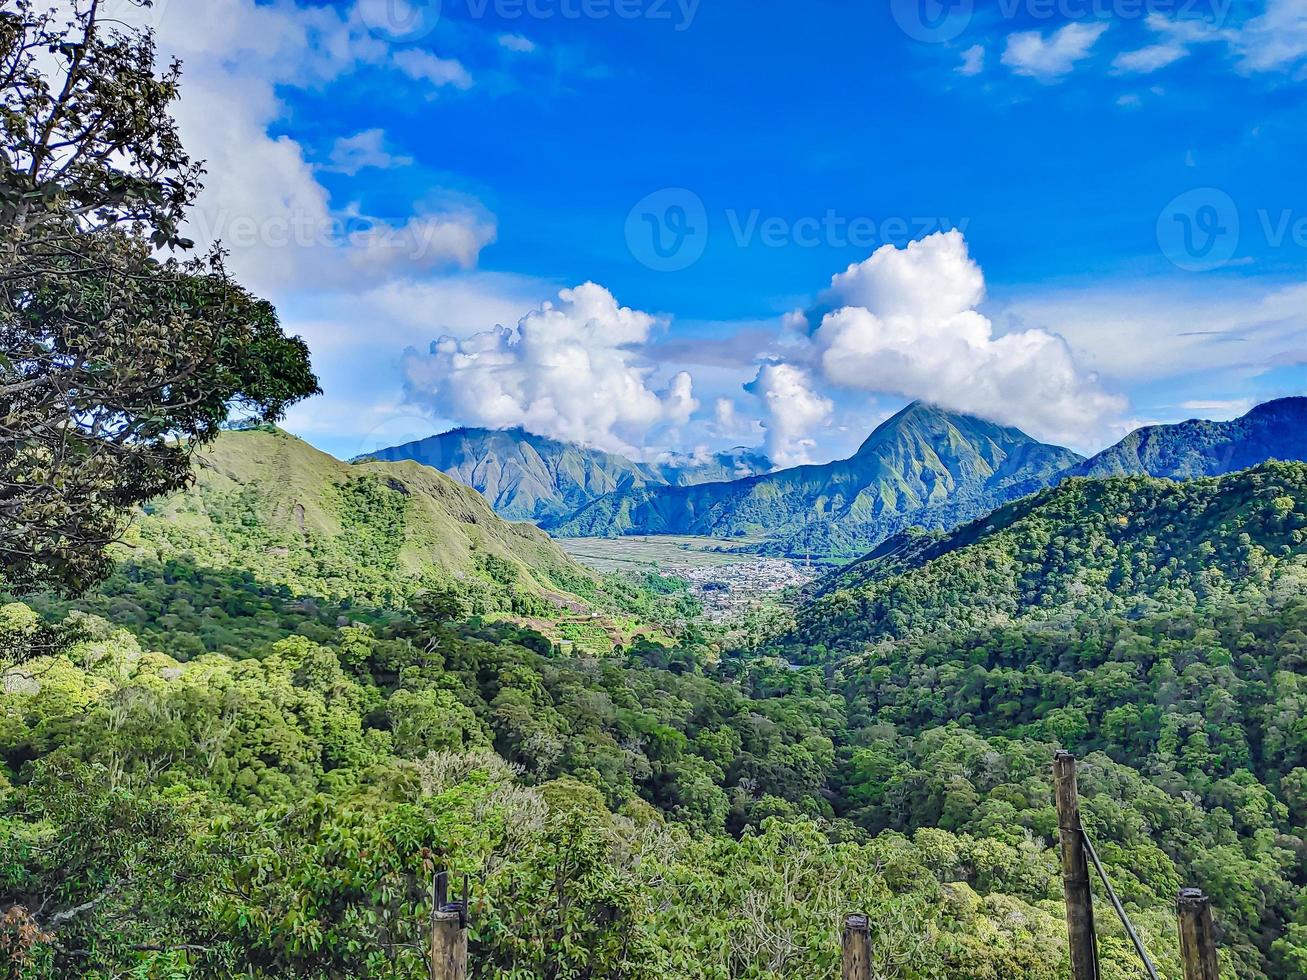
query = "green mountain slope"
(1070, 397, 1307, 480)
(359, 426, 771, 522)
(786, 460, 1307, 657)
(549, 403, 1084, 557)
(131, 427, 595, 608)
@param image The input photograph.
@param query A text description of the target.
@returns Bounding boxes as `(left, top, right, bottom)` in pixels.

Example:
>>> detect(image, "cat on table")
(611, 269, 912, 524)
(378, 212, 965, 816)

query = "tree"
(0, 0, 318, 595)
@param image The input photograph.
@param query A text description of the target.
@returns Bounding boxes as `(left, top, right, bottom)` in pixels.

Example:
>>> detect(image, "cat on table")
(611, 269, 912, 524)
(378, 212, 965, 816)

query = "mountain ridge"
(359, 426, 772, 523)
(1068, 396, 1307, 481)
(548, 402, 1085, 557)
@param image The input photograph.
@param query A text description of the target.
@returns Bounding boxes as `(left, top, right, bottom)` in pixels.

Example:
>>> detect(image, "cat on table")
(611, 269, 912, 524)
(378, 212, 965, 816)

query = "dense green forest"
(5, 461, 1307, 976)
(790, 462, 1307, 655)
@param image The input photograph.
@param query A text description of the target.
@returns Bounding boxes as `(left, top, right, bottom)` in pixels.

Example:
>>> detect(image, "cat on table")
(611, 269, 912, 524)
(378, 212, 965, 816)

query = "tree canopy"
(0, 0, 318, 595)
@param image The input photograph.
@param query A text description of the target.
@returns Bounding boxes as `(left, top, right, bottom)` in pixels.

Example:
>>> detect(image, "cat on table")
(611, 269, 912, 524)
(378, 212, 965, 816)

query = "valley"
(558, 534, 818, 619)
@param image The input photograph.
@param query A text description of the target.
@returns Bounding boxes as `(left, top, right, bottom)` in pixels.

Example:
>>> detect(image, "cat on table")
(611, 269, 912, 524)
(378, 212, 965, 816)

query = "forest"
(4, 464, 1307, 976)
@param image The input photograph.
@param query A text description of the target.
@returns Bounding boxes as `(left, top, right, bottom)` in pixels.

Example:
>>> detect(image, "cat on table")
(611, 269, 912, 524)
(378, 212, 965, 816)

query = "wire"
(1081, 829, 1161, 980)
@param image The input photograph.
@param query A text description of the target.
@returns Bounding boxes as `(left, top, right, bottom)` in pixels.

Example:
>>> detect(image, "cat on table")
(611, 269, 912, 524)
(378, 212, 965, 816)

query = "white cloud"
(714, 397, 740, 430)
(1117, 4, 1307, 78)
(135, 0, 493, 296)
(1230, 0, 1307, 72)
(326, 129, 413, 175)
(995, 279, 1307, 382)
(744, 363, 833, 467)
(393, 49, 475, 90)
(1113, 43, 1188, 73)
(1116, 92, 1142, 107)
(1180, 398, 1255, 417)
(825, 229, 985, 320)
(1113, 13, 1227, 74)
(498, 33, 537, 53)
(957, 44, 985, 76)
(342, 210, 496, 275)
(809, 231, 1124, 447)
(1002, 22, 1109, 80)
(401, 283, 698, 455)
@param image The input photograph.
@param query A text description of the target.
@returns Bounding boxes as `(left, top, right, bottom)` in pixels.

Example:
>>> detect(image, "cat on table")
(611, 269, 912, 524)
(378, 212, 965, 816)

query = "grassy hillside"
(550, 403, 1083, 557)
(131, 426, 596, 609)
(785, 461, 1307, 657)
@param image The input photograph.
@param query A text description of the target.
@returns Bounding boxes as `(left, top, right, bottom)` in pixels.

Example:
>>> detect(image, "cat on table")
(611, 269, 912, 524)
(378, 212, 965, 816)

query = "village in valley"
(558, 535, 817, 620)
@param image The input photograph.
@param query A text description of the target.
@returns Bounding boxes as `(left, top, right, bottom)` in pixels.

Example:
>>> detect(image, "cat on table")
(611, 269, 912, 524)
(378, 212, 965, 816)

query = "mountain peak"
(854, 401, 1029, 457)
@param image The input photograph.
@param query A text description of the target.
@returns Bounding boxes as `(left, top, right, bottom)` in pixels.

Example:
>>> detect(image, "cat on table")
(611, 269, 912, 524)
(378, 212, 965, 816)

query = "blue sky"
(145, 0, 1305, 462)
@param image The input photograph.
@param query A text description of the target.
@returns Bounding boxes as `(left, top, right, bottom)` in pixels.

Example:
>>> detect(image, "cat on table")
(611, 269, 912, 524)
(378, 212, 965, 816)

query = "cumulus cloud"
(744, 363, 833, 467)
(402, 283, 698, 455)
(807, 231, 1124, 447)
(1002, 22, 1108, 80)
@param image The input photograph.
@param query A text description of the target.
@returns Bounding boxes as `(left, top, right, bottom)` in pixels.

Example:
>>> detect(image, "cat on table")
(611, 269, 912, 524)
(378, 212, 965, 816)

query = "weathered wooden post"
(842, 913, 871, 980)
(429, 871, 468, 980)
(1053, 751, 1099, 980)
(1177, 888, 1220, 980)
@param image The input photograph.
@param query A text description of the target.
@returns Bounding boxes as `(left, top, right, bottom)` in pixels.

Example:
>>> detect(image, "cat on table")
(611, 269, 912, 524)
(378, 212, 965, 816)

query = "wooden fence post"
(1177, 888, 1220, 980)
(842, 913, 871, 980)
(429, 872, 468, 980)
(1053, 751, 1099, 980)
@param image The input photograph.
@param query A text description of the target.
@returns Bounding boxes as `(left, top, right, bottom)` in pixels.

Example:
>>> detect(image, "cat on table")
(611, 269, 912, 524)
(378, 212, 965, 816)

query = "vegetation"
(0, 604, 1188, 978)
(15, 428, 705, 659)
(4, 459, 1307, 975)
(788, 461, 1307, 656)
(128, 427, 596, 614)
(0, 0, 318, 595)
(2, 4, 1305, 977)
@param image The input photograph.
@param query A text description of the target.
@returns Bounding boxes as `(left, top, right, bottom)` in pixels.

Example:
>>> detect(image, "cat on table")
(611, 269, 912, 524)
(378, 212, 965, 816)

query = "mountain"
(1070, 397, 1307, 480)
(132, 426, 595, 609)
(785, 460, 1307, 657)
(358, 427, 771, 523)
(549, 403, 1084, 557)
